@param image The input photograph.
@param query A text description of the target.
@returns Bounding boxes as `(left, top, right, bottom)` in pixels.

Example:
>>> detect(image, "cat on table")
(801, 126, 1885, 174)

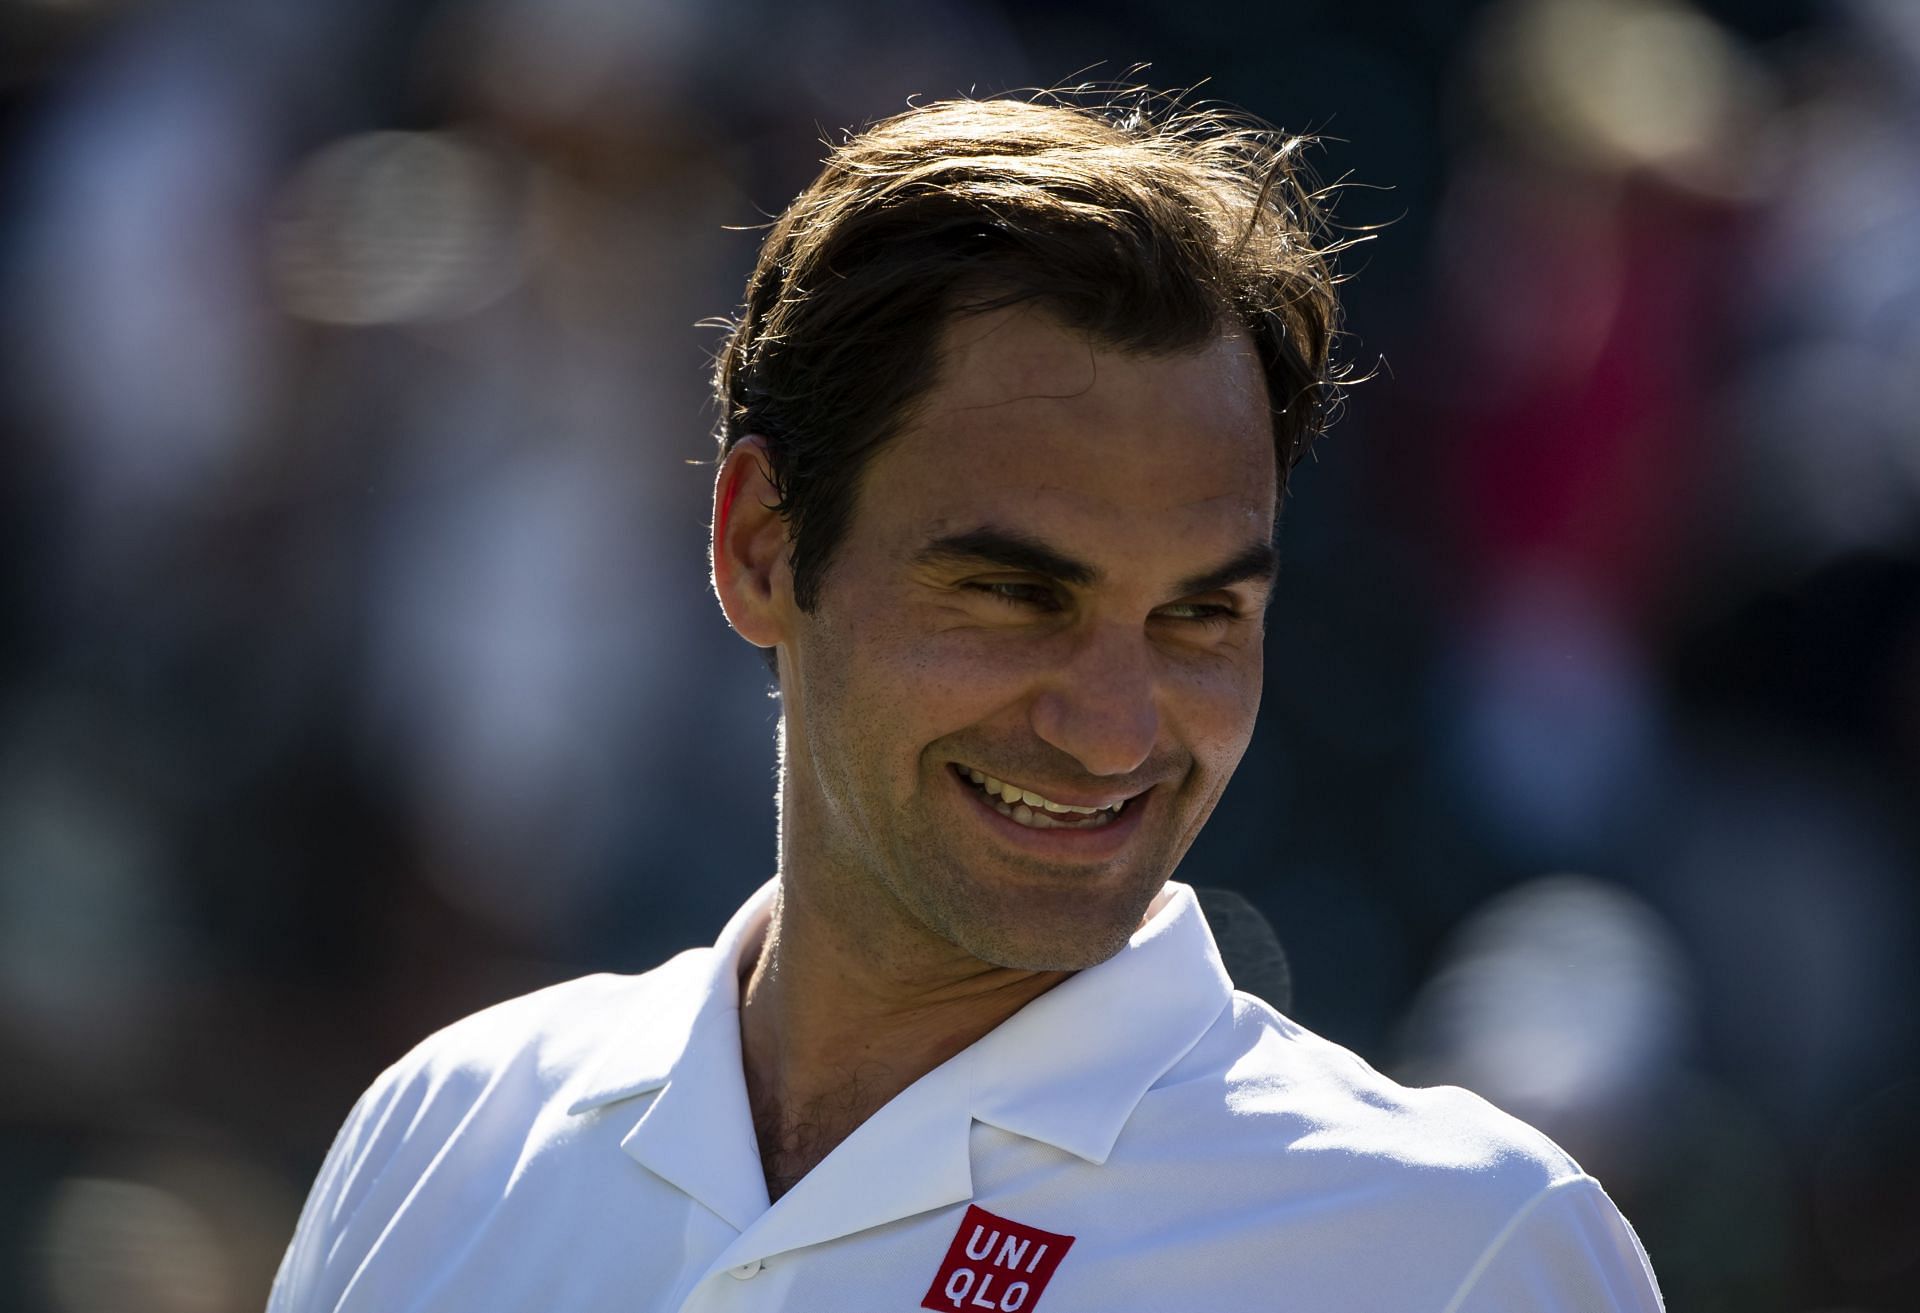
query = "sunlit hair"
(712, 88, 1355, 613)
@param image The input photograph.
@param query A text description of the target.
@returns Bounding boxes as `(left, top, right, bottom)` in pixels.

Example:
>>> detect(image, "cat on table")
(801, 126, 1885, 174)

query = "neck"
(737, 873, 1070, 1200)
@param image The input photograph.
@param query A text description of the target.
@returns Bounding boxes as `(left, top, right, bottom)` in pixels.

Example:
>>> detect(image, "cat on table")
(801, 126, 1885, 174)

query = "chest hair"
(747, 1059, 900, 1202)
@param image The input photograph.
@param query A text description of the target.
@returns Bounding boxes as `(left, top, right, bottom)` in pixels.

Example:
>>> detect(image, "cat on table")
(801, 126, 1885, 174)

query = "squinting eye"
(968, 581, 1062, 610)
(1155, 602, 1239, 627)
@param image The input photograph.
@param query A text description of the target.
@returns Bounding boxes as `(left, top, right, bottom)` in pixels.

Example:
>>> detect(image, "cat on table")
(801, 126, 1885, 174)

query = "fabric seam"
(1438, 1173, 1596, 1313)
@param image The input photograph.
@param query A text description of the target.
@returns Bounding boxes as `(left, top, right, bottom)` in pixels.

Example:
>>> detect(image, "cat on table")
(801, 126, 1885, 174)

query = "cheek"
(884, 633, 1042, 748)
(851, 593, 1058, 699)
(799, 605, 1021, 774)
(1168, 641, 1265, 769)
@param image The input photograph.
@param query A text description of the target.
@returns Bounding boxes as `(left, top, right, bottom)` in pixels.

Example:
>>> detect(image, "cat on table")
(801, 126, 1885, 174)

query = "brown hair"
(712, 90, 1352, 612)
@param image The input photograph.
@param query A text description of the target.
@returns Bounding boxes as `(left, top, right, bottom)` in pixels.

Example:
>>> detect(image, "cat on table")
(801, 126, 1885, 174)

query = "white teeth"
(988, 791, 1107, 830)
(959, 764, 1127, 826)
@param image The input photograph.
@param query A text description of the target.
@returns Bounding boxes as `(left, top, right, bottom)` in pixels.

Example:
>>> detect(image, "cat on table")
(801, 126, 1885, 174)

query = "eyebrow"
(1174, 539, 1280, 597)
(915, 527, 1098, 587)
(913, 525, 1279, 598)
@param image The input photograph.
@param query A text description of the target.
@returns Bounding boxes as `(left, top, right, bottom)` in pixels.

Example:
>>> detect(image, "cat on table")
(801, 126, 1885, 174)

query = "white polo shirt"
(270, 880, 1664, 1312)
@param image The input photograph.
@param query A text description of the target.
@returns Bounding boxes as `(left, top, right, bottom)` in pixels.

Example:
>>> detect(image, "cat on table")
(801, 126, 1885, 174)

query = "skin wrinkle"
(949, 373, 1102, 412)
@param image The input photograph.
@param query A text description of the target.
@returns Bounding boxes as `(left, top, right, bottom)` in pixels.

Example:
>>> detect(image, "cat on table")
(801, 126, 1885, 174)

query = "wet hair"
(712, 89, 1353, 614)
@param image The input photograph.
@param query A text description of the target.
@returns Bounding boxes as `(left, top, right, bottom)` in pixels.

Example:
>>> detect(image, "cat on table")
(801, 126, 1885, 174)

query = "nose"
(1028, 620, 1160, 778)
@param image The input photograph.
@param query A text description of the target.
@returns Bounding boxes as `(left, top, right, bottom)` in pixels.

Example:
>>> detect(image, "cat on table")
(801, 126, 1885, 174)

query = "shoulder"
(268, 952, 714, 1313)
(267, 952, 712, 1311)
(1123, 992, 1665, 1305)
(320, 950, 711, 1208)
(368, 949, 710, 1121)
(993, 987, 1663, 1307)
(1136, 990, 1583, 1213)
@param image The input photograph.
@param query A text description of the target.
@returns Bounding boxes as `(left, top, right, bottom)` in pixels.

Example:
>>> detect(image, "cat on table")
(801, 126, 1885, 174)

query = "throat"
(733, 873, 1076, 1200)
(746, 1059, 899, 1202)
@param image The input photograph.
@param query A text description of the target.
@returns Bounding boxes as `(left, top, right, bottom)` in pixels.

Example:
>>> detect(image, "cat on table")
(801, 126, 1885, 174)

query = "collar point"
(565, 1074, 671, 1117)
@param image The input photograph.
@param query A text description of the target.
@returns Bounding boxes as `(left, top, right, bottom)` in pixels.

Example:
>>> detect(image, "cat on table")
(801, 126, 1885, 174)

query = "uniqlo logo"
(920, 1205, 1075, 1313)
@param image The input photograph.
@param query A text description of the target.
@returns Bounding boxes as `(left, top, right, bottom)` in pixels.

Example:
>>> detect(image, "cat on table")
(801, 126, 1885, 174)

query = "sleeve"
(265, 1063, 415, 1313)
(1441, 1175, 1665, 1313)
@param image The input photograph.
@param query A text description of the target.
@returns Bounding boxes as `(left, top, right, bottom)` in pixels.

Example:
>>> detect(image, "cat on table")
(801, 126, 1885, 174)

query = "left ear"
(711, 435, 794, 651)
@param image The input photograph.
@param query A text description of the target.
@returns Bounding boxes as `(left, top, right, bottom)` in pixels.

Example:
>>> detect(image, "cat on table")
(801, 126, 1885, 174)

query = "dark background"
(3, 1, 1917, 1309)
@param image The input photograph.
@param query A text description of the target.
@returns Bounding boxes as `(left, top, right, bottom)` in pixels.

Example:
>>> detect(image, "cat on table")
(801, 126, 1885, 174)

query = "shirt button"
(728, 1259, 762, 1280)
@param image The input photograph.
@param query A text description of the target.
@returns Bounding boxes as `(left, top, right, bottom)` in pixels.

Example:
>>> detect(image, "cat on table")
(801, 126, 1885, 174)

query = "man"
(271, 94, 1665, 1311)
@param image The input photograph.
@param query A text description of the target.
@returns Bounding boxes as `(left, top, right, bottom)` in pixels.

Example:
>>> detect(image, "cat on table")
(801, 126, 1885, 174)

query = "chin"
(913, 865, 1162, 972)
(965, 929, 1136, 974)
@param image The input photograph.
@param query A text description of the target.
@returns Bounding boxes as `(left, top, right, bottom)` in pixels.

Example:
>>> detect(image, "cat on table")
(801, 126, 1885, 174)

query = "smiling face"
(750, 306, 1278, 971)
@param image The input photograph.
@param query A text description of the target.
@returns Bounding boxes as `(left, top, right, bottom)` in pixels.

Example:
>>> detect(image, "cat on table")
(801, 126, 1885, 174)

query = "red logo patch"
(920, 1205, 1075, 1313)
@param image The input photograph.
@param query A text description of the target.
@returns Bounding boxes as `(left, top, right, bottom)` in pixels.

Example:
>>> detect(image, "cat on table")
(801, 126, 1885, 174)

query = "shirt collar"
(564, 885, 773, 1117)
(567, 875, 1233, 1168)
(963, 880, 1233, 1164)
(564, 886, 777, 1233)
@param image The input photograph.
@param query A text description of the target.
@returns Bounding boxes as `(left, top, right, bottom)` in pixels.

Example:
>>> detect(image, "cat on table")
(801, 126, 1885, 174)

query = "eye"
(966, 580, 1064, 611)
(1153, 600, 1241, 630)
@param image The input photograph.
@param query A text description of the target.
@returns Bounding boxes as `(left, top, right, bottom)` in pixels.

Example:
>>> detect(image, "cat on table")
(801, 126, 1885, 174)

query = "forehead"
(856, 307, 1277, 562)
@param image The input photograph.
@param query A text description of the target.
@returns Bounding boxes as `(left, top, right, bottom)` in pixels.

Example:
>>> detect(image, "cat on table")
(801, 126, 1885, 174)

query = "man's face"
(777, 306, 1277, 971)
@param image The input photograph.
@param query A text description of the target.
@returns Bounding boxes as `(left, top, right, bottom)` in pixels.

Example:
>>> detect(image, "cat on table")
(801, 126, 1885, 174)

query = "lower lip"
(949, 765, 1149, 859)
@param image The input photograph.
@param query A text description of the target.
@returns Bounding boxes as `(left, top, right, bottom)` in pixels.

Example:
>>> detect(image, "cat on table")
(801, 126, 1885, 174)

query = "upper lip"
(951, 761, 1147, 813)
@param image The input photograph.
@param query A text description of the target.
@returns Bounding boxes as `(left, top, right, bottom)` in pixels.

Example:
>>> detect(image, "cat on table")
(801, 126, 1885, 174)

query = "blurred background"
(2, 0, 1917, 1308)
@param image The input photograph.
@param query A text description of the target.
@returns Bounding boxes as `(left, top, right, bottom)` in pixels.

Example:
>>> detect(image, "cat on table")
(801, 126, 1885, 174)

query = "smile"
(950, 763, 1128, 830)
